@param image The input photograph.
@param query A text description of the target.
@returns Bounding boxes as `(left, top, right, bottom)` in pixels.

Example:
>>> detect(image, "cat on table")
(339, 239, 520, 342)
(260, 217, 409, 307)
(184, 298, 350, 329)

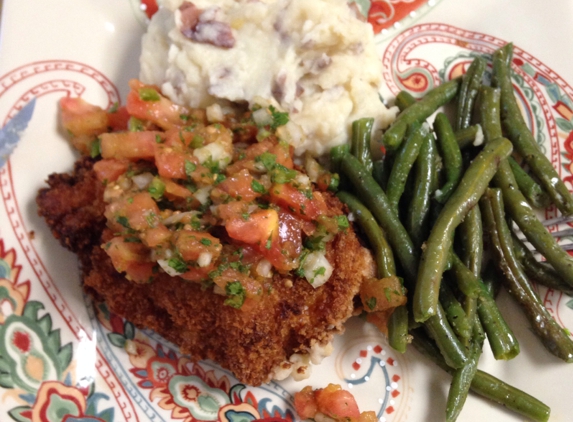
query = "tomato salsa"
(60, 79, 346, 311)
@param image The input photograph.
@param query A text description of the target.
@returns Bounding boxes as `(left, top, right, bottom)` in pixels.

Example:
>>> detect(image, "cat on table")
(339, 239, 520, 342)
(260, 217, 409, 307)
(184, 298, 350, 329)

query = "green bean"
(382, 78, 461, 151)
(481, 261, 502, 299)
(336, 191, 396, 279)
(406, 132, 438, 249)
(508, 157, 551, 209)
(340, 153, 418, 283)
(372, 159, 387, 190)
(455, 124, 482, 150)
(493, 161, 573, 287)
(424, 302, 469, 369)
(440, 282, 473, 342)
(329, 144, 349, 175)
(481, 188, 573, 362)
(477, 85, 503, 143)
(387, 123, 426, 215)
(395, 90, 416, 112)
(476, 73, 573, 287)
(492, 44, 573, 215)
(351, 118, 374, 174)
(434, 113, 464, 204)
(456, 56, 487, 131)
(511, 232, 573, 295)
(413, 137, 513, 322)
(446, 316, 484, 422)
(411, 330, 551, 422)
(458, 205, 483, 339)
(450, 253, 520, 360)
(449, 255, 480, 299)
(387, 305, 410, 353)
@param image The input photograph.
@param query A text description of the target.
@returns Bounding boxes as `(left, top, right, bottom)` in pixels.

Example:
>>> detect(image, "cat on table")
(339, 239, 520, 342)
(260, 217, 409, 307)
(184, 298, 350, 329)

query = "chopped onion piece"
(302, 251, 333, 288)
(198, 252, 212, 267)
(132, 172, 154, 189)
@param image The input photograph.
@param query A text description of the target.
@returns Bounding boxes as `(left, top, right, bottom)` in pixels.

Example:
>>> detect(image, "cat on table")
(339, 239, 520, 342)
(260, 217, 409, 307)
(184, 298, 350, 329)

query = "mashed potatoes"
(140, 0, 396, 156)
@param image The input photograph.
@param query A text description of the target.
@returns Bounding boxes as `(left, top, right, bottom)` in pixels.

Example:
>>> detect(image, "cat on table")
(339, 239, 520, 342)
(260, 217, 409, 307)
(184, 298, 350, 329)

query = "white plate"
(0, 1, 572, 421)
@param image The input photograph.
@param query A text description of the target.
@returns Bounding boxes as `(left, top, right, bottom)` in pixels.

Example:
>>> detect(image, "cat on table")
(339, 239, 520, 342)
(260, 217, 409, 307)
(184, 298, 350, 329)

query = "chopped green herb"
(168, 257, 188, 273)
(185, 160, 197, 176)
(295, 249, 310, 278)
(269, 105, 289, 130)
(384, 287, 392, 302)
(313, 266, 326, 277)
(302, 189, 313, 200)
(90, 138, 101, 158)
(335, 215, 350, 230)
(128, 117, 145, 132)
(265, 234, 273, 250)
(116, 216, 130, 229)
(146, 212, 158, 228)
(108, 102, 119, 113)
(214, 173, 226, 185)
(139, 87, 161, 102)
(224, 281, 246, 309)
(148, 177, 165, 200)
(123, 236, 142, 243)
(200, 238, 212, 246)
(270, 164, 297, 184)
(328, 173, 340, 192)
(304, 235, 325, 251)
(204, 157, 220, 174)
(251, 179, 267, 194)
(190, 217, 202, 230)
(180, 114, 190, 122)
(241, 213, 250, 221)
(255, 152, 277, 171)
(190, 135, 204, 148)
(366, 297, 377, 311)
(155, 134, 163, 144)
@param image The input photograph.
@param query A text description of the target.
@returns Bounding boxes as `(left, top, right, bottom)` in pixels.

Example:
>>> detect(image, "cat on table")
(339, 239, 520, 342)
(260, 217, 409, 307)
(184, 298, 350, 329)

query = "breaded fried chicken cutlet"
(37, 81, 401, 385)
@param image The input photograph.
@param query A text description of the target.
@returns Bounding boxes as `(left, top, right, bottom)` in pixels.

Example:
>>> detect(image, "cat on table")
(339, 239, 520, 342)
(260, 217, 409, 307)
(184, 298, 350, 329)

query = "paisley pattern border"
(1, 10, 573, 422)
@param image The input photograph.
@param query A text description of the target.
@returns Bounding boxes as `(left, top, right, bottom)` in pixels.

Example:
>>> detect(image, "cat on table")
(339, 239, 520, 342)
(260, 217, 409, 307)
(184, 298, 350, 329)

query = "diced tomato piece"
(216, 201, 250, 221)
(225, 209, 278, 248)
(315, 384, 361, 420)
(294, 386, 318, 420)
(155, 145, 197, 179)
(260, 211, 302, 271)
(141, 224, 172, 248)
(269, 184, 328, 221)
(179, 267, 211, 282)
(104, 236, 154, 282)
(100, 131, 160, 160)
(163, 178, 196, 201)
(126, 79, 189, 130)
(358, 411, 378, 422)
(217, 169, 259, 201)
(360, 276, 406, 313)
(60, 97, 108, 137)
(93, 159, 129, 182)
(124, 262, 156, 284)
(270, 141, 294, 169)
(123, 192, 161, 230)
(107, 106, 130, 131)
(173, 230, 222, 262)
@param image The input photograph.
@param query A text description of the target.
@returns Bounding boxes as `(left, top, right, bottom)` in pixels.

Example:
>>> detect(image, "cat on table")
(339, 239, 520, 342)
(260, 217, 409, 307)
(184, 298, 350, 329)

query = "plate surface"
(1, 1, 572, 421)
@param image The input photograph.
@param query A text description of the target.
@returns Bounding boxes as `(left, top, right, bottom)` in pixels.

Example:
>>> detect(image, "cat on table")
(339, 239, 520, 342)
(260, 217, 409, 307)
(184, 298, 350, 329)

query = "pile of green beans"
(331, 43, 573, 421)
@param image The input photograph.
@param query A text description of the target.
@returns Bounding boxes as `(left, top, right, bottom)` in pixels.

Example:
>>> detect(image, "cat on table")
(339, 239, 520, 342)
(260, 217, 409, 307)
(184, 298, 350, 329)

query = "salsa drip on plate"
(59, 79, 347, 312)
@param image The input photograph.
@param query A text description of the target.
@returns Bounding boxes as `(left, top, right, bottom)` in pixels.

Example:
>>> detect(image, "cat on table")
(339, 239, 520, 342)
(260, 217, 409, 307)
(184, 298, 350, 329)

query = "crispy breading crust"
(37, 158, 373, 386)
